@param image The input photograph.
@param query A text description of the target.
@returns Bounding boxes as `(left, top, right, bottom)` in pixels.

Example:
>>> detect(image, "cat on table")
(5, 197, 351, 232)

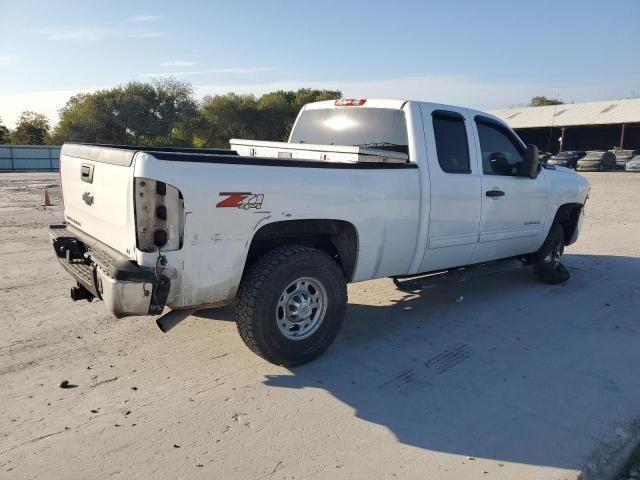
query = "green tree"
(198, 93, 260, 147)
(0, 116, 9, 144)
(529, 96, 564, 107)
(52, 84, 341, 147)
(198, 88, 341, 147)
(52, 91, 123, 144)
(52, 79, 199, 146)
(11, 111, 51, 144)
(152, 78, 199, 146)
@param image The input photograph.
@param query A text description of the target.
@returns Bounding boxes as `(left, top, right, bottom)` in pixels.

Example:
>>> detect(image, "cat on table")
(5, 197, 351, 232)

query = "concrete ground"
(1, 171, 639, 480)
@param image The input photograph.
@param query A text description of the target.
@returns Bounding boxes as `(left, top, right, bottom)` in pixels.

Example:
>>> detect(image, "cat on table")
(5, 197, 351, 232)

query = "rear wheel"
(234, 245, 347, 366)
(533, 223, 570, 284)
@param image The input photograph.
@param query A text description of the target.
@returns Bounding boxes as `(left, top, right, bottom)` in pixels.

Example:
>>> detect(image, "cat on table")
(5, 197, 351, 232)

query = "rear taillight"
(335, 98, 366, 106)
(134, 178, 184, 252)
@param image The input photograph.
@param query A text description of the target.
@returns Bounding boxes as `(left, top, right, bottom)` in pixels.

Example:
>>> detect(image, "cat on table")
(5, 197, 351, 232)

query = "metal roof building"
(488, 99, 640, 154)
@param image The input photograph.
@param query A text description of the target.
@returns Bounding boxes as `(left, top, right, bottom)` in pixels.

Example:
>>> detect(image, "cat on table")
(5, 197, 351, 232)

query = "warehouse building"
(488, 98, 640, 154)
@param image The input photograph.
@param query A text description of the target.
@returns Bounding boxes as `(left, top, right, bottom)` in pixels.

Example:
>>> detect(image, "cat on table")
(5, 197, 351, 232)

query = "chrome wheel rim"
(276, 277, 327, 340)
(546, 242, 564, 268)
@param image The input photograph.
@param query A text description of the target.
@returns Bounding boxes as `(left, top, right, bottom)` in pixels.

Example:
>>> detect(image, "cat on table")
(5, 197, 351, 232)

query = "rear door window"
(432, 111, 471, 173)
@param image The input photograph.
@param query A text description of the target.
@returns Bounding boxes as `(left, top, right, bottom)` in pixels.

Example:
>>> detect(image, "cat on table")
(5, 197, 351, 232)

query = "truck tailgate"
(59, 144, 137, 259)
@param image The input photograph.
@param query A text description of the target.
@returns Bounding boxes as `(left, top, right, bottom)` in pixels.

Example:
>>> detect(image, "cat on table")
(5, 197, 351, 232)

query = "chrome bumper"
(50, 223, 170, 318)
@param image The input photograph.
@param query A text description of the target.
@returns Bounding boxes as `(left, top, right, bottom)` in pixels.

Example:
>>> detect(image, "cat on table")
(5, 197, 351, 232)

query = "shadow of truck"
(263, 254, 640, 477)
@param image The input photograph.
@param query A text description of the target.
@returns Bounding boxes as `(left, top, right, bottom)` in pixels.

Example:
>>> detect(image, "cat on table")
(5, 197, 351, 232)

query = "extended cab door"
(469, 116, 548, 263)
(418, 106, 482, 272)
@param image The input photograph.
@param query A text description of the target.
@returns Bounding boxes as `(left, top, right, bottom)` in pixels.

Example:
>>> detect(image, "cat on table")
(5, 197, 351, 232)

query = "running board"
(392, 258, 526, 292)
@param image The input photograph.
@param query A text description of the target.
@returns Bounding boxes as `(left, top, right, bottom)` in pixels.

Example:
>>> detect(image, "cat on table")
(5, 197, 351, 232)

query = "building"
(488, 98, 640, 154)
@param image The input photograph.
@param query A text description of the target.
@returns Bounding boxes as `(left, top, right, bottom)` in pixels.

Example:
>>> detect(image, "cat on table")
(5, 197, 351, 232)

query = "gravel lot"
(1, 171, 639, 480)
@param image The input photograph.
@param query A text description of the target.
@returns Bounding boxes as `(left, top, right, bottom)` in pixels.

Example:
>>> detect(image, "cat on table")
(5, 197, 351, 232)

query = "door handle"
(486, 190, 505, 197)
(81, 163, 94, 183)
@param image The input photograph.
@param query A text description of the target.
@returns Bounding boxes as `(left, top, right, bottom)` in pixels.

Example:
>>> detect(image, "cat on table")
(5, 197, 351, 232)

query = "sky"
(1, 0, 639, 127)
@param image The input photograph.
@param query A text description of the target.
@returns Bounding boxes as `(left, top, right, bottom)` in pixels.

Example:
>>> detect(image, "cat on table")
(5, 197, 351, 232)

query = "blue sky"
(1, 0, 639, 125)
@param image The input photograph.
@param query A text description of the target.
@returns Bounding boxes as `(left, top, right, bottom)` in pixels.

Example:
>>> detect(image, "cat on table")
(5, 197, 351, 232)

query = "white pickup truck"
(51, 98, 590, 365)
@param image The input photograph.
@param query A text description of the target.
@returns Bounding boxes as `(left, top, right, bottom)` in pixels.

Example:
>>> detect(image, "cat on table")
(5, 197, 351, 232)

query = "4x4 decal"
(217, 192, 264, 210)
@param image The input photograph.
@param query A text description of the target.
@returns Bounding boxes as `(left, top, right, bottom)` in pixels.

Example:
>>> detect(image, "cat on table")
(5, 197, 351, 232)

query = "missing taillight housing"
(153, 229, 168, 247)
(156, 205, 167, 220)
(134, 178, 184, 252)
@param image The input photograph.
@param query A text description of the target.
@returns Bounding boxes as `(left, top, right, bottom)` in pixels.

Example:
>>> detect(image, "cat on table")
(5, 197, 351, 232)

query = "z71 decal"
(217, 192, 265, 210)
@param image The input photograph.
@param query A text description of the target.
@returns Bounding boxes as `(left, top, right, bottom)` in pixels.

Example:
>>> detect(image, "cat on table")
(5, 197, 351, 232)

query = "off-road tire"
(533, 223, 570, 284)
(234, 245, 347, 366)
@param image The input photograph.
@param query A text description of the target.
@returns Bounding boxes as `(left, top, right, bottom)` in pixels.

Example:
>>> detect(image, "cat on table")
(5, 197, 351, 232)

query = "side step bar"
(392, 258, 526, 292)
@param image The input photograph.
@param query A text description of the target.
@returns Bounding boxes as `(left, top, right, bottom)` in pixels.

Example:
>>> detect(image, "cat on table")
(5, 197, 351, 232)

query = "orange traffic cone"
(43, 189, 53, 207)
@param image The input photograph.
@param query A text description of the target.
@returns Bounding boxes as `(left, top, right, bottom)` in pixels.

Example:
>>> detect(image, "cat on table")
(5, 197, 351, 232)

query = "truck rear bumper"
(50, 223, 170, 318)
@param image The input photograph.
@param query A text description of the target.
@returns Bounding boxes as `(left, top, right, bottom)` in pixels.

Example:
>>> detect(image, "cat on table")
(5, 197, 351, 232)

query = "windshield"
(289, 107, 409, 154)
(585, 152, 604, 160)
(554, 152, 572, 158)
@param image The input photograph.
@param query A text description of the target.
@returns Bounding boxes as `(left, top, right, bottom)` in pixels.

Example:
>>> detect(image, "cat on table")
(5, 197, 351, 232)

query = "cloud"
(2, 74, 638, 128)
(160, 60, 196, 67)
(129, 32, 164, 38)
(0, 55, 15, 66)
(129, 15, 162, 22)
(192, 76, 530, 108)
(29, 26, 164, 41)
(141, 67, 274, 78)
(194, 75, 640, 110)
(0, 87, 102, 127)
(31, 27, 114, 41)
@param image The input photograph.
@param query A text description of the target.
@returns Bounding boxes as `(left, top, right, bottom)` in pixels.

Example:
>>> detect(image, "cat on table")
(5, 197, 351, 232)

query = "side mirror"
(521, 144, 540, 179)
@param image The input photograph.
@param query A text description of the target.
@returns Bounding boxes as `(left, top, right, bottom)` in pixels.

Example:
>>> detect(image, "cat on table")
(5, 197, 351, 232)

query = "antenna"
(546, 93, 561, 153)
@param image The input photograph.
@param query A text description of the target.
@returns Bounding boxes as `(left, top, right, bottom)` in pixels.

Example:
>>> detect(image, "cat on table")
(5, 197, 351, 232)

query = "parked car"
(50, 98, 590, 366)
(613, 149, 640, 169)
(626, 155, 640, 172)
(538, 151, 553, 163)
(576, 151, 617, 171)
(547, 150, 586, 169)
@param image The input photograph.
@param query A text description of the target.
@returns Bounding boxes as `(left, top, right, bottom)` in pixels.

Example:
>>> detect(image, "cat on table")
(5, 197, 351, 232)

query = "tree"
(52, 79, 199, 146)
(11, 111, 51, 144)
(51, 83, 341, 147)
(152, 78, 199, 146)
(198, 93, 259, 147)
(0, 116, 9, 144)
(198, 88, 341, 148)
(52, 91, 125, 145)
(529, 96, 564, 107)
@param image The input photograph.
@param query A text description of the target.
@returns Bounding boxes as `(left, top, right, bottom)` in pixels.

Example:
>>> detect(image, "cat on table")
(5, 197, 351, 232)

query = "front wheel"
(533, 223, 570, 284)
(234, 245, 347, 366)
